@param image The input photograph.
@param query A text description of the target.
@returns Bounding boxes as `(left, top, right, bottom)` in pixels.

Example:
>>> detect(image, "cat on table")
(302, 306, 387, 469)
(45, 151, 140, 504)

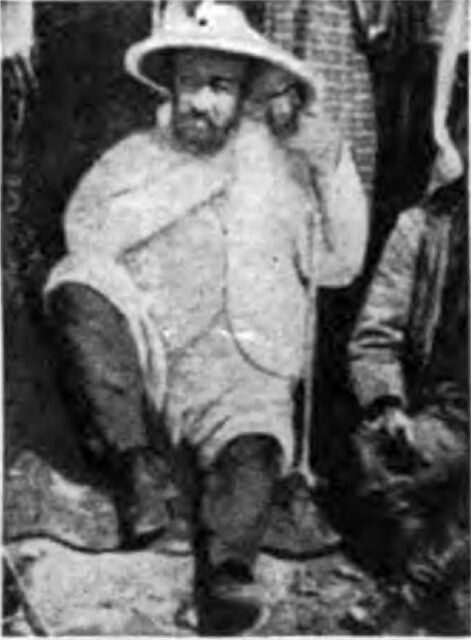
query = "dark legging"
(48, 283, 149, 455)
(194, 434, 281, 586)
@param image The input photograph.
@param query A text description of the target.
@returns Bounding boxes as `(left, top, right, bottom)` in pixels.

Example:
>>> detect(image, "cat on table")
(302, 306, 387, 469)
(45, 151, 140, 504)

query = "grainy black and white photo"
(2, 0, 469, 635)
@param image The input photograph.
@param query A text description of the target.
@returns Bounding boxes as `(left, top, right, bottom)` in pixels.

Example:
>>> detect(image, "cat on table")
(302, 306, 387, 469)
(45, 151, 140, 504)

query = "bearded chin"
(173, 112, 238, 154)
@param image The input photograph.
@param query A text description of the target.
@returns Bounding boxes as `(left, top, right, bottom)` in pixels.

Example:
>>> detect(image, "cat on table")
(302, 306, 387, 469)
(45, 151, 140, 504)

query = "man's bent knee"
(48, 283, 148, 453)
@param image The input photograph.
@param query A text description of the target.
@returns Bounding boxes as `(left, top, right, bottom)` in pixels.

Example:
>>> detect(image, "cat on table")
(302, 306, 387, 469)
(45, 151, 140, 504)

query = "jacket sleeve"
(316, 143, 369, 287)
(348, 208, 426, 409)
(64, 134, 159, 257)
(63, 133, 228, 257)
(293, 143, 369, 289)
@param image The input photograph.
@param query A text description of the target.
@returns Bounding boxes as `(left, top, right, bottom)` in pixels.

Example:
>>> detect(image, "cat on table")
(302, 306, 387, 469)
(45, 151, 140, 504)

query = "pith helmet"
(125, 0, 317, 105)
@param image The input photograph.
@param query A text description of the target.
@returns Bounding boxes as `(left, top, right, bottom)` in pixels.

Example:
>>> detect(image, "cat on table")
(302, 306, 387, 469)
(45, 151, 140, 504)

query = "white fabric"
(428, 0, 468, 194)
(1, 0, 34, 61)
(45, 118, 368, 446)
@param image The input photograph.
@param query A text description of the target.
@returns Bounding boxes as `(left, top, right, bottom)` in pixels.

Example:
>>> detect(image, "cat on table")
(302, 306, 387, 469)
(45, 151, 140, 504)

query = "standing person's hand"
(367, 405, 416, 452)
(354, 404, 416, 498)
(367, 405, 464, 468)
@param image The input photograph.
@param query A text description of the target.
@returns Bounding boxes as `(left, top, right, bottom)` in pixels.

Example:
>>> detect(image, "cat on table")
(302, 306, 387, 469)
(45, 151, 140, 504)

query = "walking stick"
(289, 103, 344, 492)
(2, 547, 50, 636)
(293, 197, 322, 490)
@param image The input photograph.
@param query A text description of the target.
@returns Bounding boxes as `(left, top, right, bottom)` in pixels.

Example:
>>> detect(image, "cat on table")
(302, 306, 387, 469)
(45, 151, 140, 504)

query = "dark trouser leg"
(194, 434, 282, 635)
(48, 283, 149, 454)
(48, 283, 170, 544)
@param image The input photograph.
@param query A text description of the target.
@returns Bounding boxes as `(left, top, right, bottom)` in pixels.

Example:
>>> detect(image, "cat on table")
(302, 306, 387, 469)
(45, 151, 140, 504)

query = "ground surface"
(4, 448, 382, 636)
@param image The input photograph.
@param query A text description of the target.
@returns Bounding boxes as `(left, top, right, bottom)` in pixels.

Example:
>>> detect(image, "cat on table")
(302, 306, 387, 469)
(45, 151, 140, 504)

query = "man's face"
(173, 50, 247, 154)
(258, 67, 302, 138)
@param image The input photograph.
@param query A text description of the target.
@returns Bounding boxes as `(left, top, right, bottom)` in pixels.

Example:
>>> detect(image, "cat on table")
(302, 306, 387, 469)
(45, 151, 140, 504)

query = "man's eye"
(211, 79, 233, 93)
(271, 85, 297, 100)
(179, 75, 200, 89)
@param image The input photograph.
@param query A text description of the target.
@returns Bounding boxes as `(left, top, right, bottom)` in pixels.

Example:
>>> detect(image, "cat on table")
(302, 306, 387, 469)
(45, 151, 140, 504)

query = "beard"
(173, 110, 237, 155)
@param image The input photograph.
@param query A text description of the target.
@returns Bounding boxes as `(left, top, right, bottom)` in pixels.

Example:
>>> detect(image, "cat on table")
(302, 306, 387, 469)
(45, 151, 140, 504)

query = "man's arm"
(64, 133, 229, 257)
(287, 112, 369, 288)
(348, 208, 426, 411)
(64, 134, 161, 257)
(314, 142, 369, 287)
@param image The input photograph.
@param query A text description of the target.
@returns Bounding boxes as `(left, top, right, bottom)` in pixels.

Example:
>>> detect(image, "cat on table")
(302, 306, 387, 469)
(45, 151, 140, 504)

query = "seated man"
(45, 0, 368, 634)
(348, 14, 468, 632)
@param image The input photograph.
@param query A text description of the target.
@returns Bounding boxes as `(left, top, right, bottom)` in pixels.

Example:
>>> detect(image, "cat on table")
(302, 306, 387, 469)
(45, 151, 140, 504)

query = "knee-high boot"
(194, 434, 282, 635)
(48, 283, 171, 545)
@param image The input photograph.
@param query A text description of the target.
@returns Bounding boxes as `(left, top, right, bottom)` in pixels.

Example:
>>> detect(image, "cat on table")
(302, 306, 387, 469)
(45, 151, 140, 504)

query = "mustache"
(176, 110, 217, 131)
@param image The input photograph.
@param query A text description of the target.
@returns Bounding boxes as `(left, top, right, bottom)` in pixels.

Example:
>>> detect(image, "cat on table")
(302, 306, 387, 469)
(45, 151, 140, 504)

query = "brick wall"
(262, 0, 460, 203)
(264, 0, 377, 198)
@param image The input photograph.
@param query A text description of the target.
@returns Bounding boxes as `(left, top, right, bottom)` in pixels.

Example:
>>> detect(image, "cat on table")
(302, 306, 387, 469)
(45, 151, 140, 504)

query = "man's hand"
(368, 406, 416, 452)
(354, 406, 416, 498)
(367, 406, 464, 468)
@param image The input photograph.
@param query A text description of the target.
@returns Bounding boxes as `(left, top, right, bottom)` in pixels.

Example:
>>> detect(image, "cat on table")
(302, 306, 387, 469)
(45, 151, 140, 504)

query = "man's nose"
(190, 85, 215, 113)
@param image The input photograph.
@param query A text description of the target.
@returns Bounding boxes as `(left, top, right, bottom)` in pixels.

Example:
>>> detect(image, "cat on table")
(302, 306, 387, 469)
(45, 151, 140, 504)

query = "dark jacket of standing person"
(350, 176, 468, 463)
(348, 25, 468, 629)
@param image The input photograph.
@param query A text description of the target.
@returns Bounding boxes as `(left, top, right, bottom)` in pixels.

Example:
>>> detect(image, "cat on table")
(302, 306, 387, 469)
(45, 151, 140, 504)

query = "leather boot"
(114, 447, 176, 548)
(196, 562, 269, 636)
(194, 435, 281, 635)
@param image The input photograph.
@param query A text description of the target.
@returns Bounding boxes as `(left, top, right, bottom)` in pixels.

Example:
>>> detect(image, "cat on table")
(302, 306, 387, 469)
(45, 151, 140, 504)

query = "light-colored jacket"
(46, 118, 368, 409)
